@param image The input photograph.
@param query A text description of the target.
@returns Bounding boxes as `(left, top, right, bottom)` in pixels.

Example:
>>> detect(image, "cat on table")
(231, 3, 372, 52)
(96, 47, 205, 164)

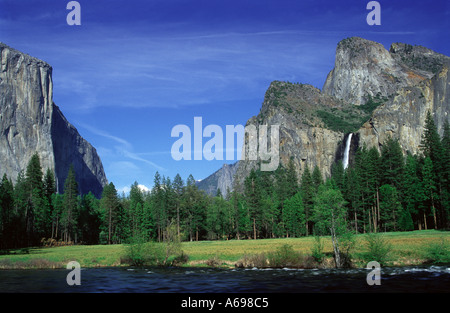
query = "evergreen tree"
(78, 192, 101, 244)
(151, 172, 166, 242)
(285, 158, 299, 199)
(300, 166, 314, 235)
(100, 182, 120, 244)
(62, 165, 79, 242)
(244, 169, 262, 239)
(0, 174, 15, 249)
(129, 181, 145, 237)
(421, 157, 438, 229)
(331, 161, 345, 191)
(420, 111, 445, 228)
(282, 192, 305, 237)
(51, 193, 64, 240)
(25, 153, 45, 244)
(380, 137, 404, 189)
(379, 184, 402, 231)
(312, 165, 323, 193)
(172, 173, 184, 237)
(440, 120, 450, 228)
(420, 111, 444, 170)
(41, 169, 56, 239)
(401, 155, 421, 230)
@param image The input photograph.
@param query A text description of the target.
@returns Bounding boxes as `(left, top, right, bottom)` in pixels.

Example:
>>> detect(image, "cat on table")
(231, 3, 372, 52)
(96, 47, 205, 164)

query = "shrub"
(205, 256, 222, 267)
(267, 244, 313, 268)
(172, 251, 189, 266)
(311, 236, 325, 263)
(425, 238, 450, 264)
(235, 253, 268, 268)
(364, 233, 392, 266)
(122, 236, 165, 267)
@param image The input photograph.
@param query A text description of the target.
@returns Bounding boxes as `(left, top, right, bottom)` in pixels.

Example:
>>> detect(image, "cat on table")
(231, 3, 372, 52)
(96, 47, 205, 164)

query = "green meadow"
(0, 230, 448, 269)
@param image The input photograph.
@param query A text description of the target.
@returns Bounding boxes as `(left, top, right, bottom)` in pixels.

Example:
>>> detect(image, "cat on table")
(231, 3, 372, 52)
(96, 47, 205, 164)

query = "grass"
(0, 230, 448, 269)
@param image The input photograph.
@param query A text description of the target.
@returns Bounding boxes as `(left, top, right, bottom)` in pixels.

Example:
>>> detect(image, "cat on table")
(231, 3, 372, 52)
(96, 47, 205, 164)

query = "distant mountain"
(196, 162, 238, 198)
(201, 37, 450, 194)
(0, 42, 108, 197)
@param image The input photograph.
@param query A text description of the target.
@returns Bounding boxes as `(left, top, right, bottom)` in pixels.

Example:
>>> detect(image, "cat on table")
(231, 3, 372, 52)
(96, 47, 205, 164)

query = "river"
(0, 265, 449, 293)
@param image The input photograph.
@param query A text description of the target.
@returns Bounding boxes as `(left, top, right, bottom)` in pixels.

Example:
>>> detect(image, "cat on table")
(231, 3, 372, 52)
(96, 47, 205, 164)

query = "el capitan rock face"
(0, 42, 107, 197)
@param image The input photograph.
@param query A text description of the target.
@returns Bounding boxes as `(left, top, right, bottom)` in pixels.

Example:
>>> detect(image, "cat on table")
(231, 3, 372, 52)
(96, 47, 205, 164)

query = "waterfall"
(343, 133, 353, 169)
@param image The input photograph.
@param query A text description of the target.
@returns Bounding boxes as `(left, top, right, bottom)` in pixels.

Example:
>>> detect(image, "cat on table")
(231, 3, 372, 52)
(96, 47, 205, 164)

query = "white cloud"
(137, 184, 151, 193)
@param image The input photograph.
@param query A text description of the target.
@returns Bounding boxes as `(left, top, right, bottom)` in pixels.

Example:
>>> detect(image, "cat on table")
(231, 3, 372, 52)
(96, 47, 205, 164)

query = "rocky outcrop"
(0, 42, 107, 197)
(322, 37, 444, 106)
(213, 37, 449, 193)
(358, 63, 450, 155)
(232, 81, 345, 191)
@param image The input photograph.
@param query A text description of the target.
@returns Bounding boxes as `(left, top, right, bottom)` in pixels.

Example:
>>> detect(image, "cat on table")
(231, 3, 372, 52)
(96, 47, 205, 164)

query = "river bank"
(0, 230, 448, 270)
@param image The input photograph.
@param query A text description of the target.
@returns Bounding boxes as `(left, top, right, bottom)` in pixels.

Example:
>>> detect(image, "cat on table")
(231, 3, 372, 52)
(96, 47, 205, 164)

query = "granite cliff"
(0, 42, 107, 197)
(198, 37, 450, 195)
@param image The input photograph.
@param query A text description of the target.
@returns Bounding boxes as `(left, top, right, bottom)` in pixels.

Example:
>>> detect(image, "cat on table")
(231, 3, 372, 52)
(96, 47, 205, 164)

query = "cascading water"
(343, 133, 353, 169)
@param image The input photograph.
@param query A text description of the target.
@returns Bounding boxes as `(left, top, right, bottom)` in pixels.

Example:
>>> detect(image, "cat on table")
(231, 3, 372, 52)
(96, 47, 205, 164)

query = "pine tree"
(25, 153, 45, 245)
(129, 182, 145, 237)
(151, 172, 166, 242)
(282, 192, 305, 237)
(78, 192, 101, 244)
(101, 182, 120, 244)
(422, 157, 438, 229)
(380, 136, 404, 189)
(62, 165, 79, 243)
(14, 171, 28, 247)
(420, 111, 444, 169)
(172, 173, 184, 237)
(440, 120, 450, 228)
(0, 174, 15, 249)
(285, 159, 299, 199)
(182, 174, 205, 241)
(402, 155, 421, 230)
(344, 166, 363, 233)
(300, 166, 314, 235)
(42, 169, 56, 239)
(420, 111, 445, 228)
(244, 169, 262, 239)
(331, 161, 345, 191)
(379, 184, 402, 231)
(312, 165, 323, 193)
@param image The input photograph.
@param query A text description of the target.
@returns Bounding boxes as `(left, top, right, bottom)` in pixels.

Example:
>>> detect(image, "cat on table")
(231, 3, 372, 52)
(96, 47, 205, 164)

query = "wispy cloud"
(78, 122, 165, 172)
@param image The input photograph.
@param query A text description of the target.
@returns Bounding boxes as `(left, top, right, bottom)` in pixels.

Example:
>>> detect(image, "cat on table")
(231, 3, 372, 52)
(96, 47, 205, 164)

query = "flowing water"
(0, 265, 449, 293)
(343, 133, 353, 169)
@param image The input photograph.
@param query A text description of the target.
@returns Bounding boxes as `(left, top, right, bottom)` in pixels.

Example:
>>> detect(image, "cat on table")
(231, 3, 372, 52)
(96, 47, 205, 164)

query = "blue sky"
(1, 0, 449, 194)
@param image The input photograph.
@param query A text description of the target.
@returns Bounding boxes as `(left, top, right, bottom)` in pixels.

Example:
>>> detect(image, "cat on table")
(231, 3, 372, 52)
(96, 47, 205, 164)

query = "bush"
(311, 236, 325, 263)
(205, 256, 222, 267)
(172, 251, 189, 266)
(122, 235, 165, 266)
(235, 253, 268, 268)
(364, 233, 392, 266)
(235, 244, 314, 269)
(268, 244, 313, 268)
(425, 238, 450, 264)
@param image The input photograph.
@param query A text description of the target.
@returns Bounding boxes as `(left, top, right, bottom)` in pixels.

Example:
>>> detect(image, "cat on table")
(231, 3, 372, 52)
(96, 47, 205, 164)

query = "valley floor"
(0, 230, 448, 269)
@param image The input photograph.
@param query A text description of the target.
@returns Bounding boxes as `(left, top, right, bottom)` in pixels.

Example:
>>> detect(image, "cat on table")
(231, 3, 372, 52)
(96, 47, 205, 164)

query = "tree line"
(0, 111, 449, 249)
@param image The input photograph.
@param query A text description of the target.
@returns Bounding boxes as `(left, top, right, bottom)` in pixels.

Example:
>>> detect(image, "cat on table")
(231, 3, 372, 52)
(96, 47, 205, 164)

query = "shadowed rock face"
(0, 42, 107, 197)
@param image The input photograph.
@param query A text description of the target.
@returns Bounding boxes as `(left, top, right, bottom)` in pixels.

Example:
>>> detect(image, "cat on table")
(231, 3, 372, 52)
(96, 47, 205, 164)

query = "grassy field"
(0, 230, 448, 269)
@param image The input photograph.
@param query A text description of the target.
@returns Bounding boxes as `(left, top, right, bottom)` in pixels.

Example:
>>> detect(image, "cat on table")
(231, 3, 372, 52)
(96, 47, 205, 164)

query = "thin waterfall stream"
(343, 133, 353, 169)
